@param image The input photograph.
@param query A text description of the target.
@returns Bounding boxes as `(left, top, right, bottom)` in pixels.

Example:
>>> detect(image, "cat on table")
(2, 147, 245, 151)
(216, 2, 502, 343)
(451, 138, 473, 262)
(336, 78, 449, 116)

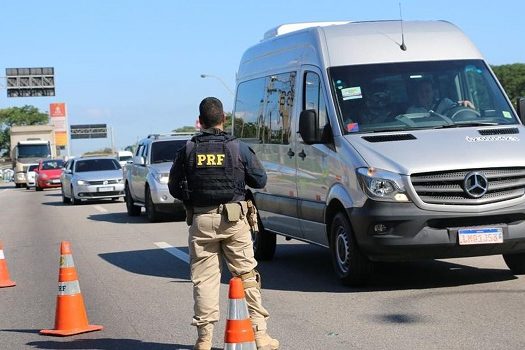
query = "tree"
(173, 125, 198, 132)
(0, 105, 49, 156)
(491, 63, 525, 108)
(173, 112, 233, 133)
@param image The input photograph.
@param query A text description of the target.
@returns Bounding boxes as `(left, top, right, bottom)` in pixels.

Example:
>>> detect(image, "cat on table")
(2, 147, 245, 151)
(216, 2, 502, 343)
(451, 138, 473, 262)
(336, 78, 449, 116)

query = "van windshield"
(329, 60, 518, 134)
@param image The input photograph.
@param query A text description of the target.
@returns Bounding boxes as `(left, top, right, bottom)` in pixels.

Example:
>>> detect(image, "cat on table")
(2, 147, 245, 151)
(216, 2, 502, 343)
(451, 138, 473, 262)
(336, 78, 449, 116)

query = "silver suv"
(125, 133, 193, 222)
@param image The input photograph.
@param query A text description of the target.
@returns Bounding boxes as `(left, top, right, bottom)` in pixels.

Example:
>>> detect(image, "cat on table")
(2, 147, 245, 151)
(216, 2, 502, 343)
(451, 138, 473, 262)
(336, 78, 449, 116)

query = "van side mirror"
(299, 109, 318, 144)
(517, 97, 525, 124)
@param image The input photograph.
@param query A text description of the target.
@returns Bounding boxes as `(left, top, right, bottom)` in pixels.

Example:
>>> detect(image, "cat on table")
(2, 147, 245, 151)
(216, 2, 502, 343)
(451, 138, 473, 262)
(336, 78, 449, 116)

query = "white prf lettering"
(216, 154, 225, 165)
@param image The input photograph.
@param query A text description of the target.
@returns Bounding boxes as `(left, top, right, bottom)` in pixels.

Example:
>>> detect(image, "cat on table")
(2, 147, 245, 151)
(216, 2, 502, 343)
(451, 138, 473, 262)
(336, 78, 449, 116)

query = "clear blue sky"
(1, 0, 523, 155)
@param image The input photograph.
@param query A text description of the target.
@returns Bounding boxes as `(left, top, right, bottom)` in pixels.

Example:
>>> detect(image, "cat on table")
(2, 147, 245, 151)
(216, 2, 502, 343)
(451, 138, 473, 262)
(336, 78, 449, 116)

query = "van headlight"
(357, 167, 410, 202)
(76, 179, 87, 185)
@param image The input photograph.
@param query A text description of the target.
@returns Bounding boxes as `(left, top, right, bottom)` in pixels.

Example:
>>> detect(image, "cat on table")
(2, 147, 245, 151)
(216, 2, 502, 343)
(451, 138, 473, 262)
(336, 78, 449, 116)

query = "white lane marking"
(154, 241, 190, 264)
(93, 205, 108, 213)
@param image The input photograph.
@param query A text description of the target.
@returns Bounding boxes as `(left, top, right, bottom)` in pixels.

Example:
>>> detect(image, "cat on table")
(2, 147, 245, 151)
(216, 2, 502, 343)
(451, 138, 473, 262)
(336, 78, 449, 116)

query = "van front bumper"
(350, 200, 525, 262)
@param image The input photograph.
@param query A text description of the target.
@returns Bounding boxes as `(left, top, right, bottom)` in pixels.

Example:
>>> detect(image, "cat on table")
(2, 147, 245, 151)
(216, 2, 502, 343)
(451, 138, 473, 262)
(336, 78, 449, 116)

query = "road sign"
(50, 103, 66, 117)
(70, 124, 107, 139)
(6, 67, 55, 97)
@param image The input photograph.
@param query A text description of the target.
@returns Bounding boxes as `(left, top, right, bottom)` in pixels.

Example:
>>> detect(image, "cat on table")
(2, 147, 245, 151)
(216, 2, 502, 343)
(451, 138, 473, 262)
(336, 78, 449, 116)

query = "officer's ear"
(198, 115, 207, 129)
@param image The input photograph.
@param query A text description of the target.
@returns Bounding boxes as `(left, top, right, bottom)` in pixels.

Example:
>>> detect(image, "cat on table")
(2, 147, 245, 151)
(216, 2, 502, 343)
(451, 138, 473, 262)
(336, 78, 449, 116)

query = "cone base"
(40, 324, 103, 337)
(0, 280, 16, 288)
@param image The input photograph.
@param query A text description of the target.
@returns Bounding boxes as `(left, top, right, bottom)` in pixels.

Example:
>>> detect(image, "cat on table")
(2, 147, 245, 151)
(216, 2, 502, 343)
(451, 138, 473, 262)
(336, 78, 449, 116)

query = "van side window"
(234, 72, 295, 145)
(234, 77, 267, 143)
(304, 71, 329, 140)
(264, 73, 295, 145)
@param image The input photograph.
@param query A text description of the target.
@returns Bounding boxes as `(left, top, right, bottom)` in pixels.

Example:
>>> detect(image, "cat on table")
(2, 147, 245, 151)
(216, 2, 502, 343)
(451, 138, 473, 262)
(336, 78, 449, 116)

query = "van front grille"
(411, 168, 525, 205)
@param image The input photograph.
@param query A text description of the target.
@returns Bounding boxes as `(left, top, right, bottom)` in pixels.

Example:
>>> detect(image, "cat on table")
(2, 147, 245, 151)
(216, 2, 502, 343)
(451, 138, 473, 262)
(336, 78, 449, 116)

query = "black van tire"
(503, 253, 525, 274)
(330, 212, 373, 286)
(252, 213, 276, 261)
(125, 184, 141, 216)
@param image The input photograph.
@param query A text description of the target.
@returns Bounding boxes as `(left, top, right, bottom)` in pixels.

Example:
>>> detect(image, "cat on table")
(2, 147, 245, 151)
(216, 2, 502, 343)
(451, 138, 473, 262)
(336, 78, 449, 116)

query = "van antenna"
(399, 2, 407, 51)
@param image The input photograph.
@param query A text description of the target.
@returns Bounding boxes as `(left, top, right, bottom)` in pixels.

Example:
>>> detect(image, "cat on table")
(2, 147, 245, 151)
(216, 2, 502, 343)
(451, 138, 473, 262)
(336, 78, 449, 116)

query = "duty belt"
(192, 201, 247, 215)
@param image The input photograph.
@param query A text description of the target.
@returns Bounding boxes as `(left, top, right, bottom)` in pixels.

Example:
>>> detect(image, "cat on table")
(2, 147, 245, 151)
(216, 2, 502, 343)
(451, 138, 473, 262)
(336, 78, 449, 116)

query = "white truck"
(10, 125, 56, 188)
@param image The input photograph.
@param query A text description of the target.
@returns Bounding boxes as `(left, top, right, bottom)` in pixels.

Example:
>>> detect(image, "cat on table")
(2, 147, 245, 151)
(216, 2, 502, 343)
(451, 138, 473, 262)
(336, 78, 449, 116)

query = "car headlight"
(116, 178, 123, 183)
(40, 173, 48, 179)
(152, 172, 169, 184)
(357, 167, 410, 202)
(76, 179, 87, 185)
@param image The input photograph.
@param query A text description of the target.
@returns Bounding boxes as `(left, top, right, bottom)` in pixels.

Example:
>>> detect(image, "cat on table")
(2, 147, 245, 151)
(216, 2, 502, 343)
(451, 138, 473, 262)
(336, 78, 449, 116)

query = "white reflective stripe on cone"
(59, 254, 75, 268)
(227, 299, 250, 320)
(224, 343, 256, 350)
(58, 280, 81, 296)
(0, 250, 4, 259)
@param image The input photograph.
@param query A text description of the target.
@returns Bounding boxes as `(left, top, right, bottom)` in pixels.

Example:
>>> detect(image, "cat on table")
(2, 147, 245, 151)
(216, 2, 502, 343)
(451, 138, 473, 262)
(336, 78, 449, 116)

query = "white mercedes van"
(233, 20, 525, 285)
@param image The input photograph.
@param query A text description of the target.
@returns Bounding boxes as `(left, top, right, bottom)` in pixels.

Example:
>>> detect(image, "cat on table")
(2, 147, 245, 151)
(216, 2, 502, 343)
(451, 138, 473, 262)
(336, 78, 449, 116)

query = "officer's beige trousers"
(188, 210, 270, 331)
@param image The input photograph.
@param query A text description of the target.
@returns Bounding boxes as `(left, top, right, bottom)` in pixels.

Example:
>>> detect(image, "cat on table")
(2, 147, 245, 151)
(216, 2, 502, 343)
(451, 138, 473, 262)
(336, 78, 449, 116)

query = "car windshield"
(75, 158, 121, 172)
(330, 59, 518, 134)
(151, 140, 187, 163)
(17, 144, 51, 158)
(42, 160, 64, 170)
(28, 164, 38, 172)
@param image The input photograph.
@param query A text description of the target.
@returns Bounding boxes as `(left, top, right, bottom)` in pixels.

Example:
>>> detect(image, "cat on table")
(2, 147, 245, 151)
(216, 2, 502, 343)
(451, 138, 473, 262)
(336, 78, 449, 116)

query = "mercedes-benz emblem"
(463, 171, 488, 198)
(103, 180, 108, 185)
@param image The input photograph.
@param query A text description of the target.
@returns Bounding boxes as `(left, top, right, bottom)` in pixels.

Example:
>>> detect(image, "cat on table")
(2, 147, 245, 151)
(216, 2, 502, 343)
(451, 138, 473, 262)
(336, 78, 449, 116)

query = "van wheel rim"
(335, 227, 350, 273)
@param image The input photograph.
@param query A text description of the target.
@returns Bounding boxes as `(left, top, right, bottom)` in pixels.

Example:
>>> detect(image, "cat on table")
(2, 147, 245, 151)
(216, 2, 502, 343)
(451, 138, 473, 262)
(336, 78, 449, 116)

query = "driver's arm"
(458, 100, 475, 109)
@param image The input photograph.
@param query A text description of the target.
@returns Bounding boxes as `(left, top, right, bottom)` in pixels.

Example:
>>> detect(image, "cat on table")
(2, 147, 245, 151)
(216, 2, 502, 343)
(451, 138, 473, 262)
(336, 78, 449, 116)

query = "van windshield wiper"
(438, 121, 500, 128)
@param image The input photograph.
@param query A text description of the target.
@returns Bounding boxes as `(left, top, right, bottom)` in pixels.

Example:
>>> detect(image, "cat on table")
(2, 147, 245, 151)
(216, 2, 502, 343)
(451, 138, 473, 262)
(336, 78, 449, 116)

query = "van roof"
(263, 21, 350, 40)
(238, 20, 483, 81)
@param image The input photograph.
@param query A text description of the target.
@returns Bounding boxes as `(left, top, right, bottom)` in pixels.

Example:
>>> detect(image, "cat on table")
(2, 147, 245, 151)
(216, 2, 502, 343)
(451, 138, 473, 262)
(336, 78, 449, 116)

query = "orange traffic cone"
(0, 241, 16, 288)
(224, 277, 256, 349)
(40, 241, 103, 336)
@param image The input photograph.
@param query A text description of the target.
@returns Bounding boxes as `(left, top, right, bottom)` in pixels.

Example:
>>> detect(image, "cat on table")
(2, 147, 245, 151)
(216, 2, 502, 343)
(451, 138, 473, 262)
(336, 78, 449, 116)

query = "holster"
(246, 200, 258, 232)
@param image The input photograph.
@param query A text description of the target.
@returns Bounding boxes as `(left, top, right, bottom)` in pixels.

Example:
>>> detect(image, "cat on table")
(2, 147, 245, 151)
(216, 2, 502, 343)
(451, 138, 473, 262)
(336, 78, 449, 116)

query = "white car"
(60, 156, 125, 205)
(25, 164, 39, 190)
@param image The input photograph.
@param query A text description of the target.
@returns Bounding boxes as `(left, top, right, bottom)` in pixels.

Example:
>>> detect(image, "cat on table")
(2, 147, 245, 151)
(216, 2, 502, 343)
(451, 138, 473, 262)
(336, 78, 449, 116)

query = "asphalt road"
(1, 182, 524, 350)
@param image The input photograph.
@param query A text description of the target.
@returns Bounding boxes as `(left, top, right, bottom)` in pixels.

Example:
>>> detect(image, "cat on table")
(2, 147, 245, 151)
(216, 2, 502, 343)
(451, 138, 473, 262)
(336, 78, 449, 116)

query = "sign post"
(49, 103, 68, 155)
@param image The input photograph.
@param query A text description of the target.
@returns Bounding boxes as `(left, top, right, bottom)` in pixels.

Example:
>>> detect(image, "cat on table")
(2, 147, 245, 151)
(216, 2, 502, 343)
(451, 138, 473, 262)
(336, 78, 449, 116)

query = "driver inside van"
(407, 79, 475, 114)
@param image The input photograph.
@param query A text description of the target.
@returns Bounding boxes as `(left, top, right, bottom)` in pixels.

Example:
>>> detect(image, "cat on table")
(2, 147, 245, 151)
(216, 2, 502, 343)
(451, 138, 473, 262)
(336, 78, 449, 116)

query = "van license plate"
(98, 186, 113, 192)
(458, 228, 503, 245)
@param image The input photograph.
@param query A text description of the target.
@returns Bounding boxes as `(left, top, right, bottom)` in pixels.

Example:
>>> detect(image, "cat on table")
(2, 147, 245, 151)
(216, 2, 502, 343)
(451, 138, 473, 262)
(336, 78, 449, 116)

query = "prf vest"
(185, 133, 244, 207)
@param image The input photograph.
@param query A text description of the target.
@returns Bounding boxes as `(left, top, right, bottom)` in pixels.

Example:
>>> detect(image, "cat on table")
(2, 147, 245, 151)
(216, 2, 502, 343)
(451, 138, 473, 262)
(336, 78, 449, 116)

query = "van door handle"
(298, 150, 306, 160)
(287, 149, 295, 158)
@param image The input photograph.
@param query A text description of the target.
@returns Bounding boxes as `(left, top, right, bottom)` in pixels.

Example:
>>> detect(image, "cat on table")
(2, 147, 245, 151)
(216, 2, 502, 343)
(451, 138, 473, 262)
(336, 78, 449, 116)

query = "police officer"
(168, 97, 279, 350)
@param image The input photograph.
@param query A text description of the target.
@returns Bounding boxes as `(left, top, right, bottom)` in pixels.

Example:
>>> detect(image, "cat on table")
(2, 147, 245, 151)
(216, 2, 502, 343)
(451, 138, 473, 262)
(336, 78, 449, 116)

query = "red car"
(35, 159, 65, 191)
